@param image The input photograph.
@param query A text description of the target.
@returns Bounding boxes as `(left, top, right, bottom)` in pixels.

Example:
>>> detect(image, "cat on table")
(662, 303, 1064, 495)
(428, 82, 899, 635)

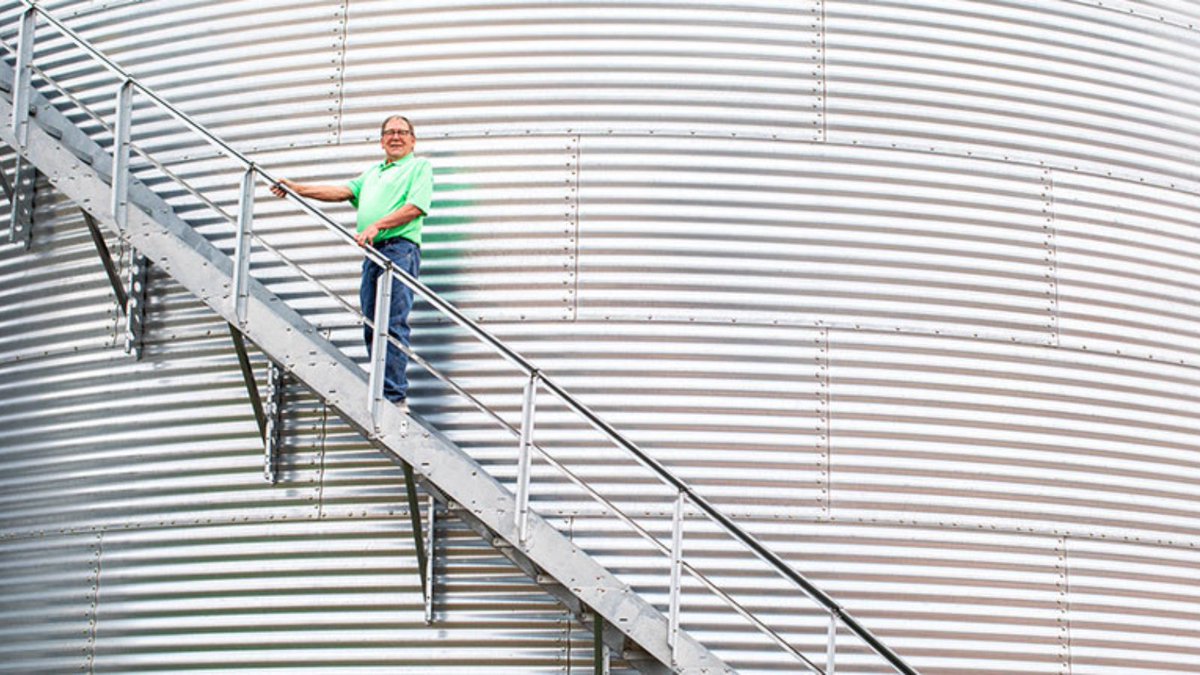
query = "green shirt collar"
(379, 153, 415, 171)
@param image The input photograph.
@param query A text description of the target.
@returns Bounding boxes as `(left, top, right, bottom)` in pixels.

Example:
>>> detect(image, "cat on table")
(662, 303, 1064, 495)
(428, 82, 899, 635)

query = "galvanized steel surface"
(2, 0, 1200, 673)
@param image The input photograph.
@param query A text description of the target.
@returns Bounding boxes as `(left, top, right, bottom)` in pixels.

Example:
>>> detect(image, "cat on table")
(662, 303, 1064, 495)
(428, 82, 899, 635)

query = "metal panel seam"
(334, 0, 350, 145)
(1061, 535, 1073, 675)
(81, 127, 1200, 197)
(85, 530, 102, 674)
(1059, 0, 1199, 31)
(572, 132, 581, 322)
(819, 0, 828, 141)
(1047, 168, 1060, 348)
(819, 326, 831, 521)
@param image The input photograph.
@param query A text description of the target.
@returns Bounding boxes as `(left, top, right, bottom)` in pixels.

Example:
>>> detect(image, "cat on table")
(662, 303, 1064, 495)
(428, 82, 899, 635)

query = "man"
(271, 115, 433, 411)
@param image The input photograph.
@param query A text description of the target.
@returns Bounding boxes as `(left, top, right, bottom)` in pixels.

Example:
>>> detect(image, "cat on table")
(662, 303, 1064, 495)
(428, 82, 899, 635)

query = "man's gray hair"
(381, 114, 414, 136)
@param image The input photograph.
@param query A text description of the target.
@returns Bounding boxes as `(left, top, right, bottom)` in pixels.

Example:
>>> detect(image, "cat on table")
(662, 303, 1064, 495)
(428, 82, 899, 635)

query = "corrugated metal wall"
(2, 0, 1199, 673)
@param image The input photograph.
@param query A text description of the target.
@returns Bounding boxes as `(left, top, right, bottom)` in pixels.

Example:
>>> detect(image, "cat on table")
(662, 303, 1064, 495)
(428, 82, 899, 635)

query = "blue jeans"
(360, 237, 420, 402)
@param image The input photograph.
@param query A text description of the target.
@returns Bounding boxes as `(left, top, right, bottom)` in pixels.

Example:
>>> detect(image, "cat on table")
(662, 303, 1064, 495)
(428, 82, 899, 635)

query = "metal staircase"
(0, 4, 920, 674)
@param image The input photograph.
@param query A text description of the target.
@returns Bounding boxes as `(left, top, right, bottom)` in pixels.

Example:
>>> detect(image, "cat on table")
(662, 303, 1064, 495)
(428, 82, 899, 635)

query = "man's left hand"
(355, 224, 380, 247)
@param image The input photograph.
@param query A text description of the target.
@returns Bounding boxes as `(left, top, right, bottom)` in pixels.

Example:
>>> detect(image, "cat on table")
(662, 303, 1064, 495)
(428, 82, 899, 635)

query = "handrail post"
(111, 79, 134, 230)
(232, 164, 255, 325)
(12, 7, 35, 148)
(827, 612, 838, 675)
(515, 371, 539, 544)
(668, 490, 685, 664)
(367, 266, 392, 429)
(594, 609, 610, 675)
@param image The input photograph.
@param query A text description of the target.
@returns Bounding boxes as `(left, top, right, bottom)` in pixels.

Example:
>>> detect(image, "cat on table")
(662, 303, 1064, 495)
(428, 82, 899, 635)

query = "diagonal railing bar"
(10, 4, 920, 674)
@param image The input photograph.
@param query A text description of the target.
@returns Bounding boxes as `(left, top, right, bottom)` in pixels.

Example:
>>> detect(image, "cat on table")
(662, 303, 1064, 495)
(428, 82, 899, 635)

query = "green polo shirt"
(346, 154, 433, 246)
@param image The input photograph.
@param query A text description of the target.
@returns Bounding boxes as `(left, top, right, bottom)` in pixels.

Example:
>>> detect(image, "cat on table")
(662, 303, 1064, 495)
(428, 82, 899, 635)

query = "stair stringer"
(0, 69, 732, 675)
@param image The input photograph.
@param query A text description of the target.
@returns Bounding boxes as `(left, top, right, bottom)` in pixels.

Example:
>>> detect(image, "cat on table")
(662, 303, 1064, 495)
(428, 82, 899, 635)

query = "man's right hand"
(270, 178, 296, 198)
(268, 180, 352, 203)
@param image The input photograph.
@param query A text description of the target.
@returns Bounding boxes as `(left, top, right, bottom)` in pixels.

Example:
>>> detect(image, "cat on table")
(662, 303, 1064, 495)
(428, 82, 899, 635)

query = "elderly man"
(271, 115, 433, 411)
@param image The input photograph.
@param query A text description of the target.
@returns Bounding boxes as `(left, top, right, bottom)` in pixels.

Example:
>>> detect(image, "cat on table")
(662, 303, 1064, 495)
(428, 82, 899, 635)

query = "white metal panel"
(0, 533, 96, 673)
(0, 188, 317, 538)
(1054, 170, 1200, 367)
(0, 192, 120, 363)
(92, 519, 592, 674)
(34, 0, 345, 153)
(1064, 538, 1200, 674)
(828, 330, 1200, 545)
(578, 136, 1055, 343)
(340, 0, 822, 141)
(825, 0, 1200, 185)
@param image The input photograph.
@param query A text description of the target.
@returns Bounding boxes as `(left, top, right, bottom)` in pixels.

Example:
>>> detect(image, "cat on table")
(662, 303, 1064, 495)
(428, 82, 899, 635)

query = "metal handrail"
(12, 4, 919, 673)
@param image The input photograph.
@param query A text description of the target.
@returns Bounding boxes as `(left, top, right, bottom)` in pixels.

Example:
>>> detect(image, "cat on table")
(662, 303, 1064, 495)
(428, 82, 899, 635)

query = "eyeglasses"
(382, 129, 413, 138)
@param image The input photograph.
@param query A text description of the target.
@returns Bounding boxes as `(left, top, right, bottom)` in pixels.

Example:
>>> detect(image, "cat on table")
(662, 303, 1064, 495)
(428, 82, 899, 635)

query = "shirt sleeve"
(405, 160, 434, 215)
(346, 169, 368, 208)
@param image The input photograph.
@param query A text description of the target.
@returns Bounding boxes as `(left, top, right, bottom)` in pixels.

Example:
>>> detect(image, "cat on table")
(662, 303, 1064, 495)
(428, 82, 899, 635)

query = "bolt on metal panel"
(121, 247, 146, 358)
(7, 155, 34, 248)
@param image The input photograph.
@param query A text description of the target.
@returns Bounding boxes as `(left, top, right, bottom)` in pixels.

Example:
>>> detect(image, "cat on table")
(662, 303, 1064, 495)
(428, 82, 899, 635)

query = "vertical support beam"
(513, 369, 537, 542)
(667, 490, 685, 665)
(232, 164, 255, 325)
(82, 210, 128, 311)
(111, 79, 133, 230)
(594, 610, 610, 675)
(9, 156, 36, 249)
(11, 7, 36, 149)
(263, 362, 285, 484)
(826, 612, 838, 675)
(229, 324, 267, 442)
(367, 266, 392, 429)
(514, 371, 539, 544)
(402, 462, 428, 590)
(423, 493, 436, 625)
(124, 250, 148, 359)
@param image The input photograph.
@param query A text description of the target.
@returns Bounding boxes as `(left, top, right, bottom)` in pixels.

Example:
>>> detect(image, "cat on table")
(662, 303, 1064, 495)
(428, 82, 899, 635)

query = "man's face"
(380, 119, 415, 162)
